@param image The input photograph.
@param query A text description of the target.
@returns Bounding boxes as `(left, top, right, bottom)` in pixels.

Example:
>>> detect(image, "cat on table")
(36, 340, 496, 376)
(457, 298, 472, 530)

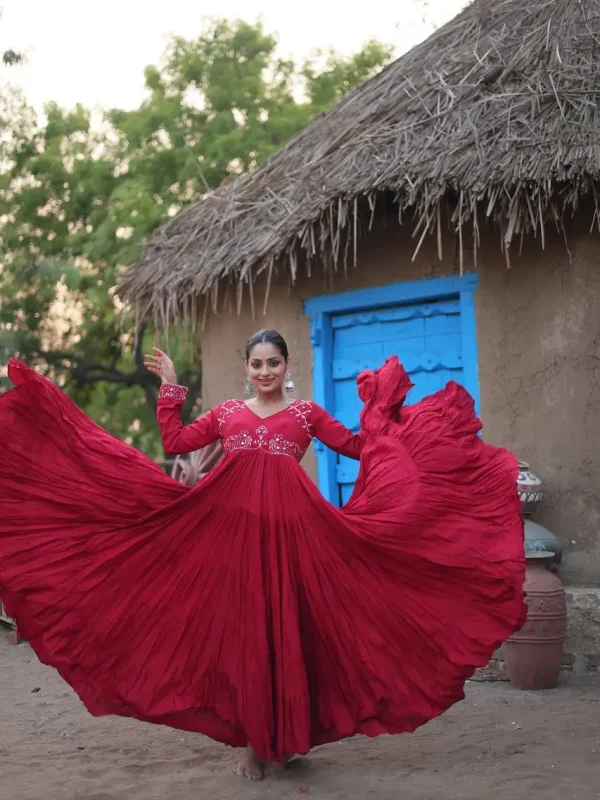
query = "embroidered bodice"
(157, 385, 362, 463)
(216, 399, 314, 461)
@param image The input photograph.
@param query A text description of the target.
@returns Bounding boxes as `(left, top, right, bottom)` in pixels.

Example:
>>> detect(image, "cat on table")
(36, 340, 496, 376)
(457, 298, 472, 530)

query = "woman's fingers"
(148, 348, 172, 364)
(143, 355, 162, 375)
(144, 348, 173, 380)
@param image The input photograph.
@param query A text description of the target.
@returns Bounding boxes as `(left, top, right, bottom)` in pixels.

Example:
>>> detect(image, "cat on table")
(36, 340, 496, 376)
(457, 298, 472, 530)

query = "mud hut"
(121, 0, 600, 595)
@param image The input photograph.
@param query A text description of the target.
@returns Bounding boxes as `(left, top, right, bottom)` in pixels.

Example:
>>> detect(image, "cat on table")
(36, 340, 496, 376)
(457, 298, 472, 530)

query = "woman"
(0, 329, 526, 782)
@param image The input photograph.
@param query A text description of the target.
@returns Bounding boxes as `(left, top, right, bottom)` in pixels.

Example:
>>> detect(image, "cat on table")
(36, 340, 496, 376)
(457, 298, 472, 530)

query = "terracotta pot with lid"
(503, 552, 566, 690)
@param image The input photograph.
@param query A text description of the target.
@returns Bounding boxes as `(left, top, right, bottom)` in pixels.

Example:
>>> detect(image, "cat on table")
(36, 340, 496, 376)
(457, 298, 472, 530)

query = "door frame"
(304, 274, 480, 504)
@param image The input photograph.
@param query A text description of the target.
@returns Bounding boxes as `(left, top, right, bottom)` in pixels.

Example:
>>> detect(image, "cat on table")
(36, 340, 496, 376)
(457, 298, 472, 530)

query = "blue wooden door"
(331, 298, 464, 505)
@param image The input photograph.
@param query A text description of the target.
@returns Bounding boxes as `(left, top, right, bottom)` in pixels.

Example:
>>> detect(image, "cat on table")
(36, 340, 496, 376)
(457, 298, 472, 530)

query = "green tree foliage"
(0, 19, 392, 457)
(2, 49, 21, 65)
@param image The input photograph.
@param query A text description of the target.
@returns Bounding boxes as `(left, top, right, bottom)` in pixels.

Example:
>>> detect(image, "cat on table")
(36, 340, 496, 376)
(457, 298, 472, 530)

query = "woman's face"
(246, 342, 289, 398)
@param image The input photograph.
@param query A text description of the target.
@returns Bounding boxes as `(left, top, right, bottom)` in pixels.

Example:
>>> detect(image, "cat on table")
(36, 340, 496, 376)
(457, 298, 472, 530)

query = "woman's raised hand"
(143, 347, 177, 385)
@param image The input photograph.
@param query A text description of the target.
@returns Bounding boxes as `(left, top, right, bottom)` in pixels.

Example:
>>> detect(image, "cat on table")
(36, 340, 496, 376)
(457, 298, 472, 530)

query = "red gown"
(0, 356, 525, 762)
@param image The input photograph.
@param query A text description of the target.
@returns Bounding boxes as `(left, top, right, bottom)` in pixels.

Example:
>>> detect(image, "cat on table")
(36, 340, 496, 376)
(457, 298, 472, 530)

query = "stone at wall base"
(473, 586, 600, 680)
(562, 586, 600, 675)
(471, 650, 509, 681)
(7, 629, 24, 646)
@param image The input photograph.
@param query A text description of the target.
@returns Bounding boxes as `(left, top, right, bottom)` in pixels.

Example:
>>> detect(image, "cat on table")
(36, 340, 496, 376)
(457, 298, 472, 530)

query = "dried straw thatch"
(120, 0, 600, 325)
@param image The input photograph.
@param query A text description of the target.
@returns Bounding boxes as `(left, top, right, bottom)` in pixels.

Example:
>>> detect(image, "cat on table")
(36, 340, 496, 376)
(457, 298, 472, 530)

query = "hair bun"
(245, 329, 289, 361)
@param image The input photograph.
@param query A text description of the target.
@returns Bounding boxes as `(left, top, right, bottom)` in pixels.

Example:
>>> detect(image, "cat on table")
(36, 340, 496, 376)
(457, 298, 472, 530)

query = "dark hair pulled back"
(245, 329, 289, 361)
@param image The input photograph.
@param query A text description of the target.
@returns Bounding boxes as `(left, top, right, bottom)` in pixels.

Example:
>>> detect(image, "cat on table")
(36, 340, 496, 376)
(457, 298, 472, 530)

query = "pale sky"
(2, 0, 466, 114)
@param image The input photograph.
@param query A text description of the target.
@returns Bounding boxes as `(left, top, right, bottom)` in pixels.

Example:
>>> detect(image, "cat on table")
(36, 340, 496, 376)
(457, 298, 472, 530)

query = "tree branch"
(70, 362, 156, 387)
(42, 343, 202, 421)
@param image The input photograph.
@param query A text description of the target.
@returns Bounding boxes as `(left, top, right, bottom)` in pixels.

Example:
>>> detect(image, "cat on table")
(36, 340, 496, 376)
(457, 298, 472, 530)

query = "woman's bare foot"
(235, 746, 265, 781)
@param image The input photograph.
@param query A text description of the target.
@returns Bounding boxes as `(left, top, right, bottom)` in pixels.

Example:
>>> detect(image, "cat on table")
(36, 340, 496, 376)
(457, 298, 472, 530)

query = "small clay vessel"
(517, 460, 544, 516)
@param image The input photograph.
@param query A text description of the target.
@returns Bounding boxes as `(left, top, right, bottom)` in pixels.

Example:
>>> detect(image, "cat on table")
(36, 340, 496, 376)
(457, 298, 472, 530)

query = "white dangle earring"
(284, 370, 295, 394)
(244, 376, 254, 398)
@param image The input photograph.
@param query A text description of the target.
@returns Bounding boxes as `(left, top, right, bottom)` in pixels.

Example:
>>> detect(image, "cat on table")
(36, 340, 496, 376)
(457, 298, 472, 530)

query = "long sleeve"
(156, 384, 219, 456)
(311, 403, 363, 460)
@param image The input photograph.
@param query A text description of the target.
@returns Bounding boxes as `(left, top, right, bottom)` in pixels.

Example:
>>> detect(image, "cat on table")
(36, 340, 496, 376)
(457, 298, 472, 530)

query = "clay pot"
(524, 519, 563, 565)
(517, 460, 544, 516)
(0, 599, 15, 627)
(504, 552, 566, 690)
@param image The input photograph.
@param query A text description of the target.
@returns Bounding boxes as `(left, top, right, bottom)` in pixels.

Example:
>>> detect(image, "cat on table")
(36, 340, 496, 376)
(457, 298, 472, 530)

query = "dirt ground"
(1, 634, 599, 800)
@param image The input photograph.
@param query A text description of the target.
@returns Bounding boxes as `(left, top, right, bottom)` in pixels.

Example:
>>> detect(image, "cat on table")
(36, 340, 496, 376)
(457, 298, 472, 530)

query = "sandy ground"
(1, 634, 599, 800)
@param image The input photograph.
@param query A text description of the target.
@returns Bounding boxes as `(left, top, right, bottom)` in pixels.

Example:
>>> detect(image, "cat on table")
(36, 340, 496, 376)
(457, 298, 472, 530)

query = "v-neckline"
(243, 400, 297, 422)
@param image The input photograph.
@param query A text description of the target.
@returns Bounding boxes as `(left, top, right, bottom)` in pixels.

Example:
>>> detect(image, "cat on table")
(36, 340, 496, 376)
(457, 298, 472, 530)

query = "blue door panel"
(332, 296, 465, 506)
(305, 275, 480, 507)
(424, 313, 461, 335)
(378, 318, 426, 339)
(333, 357, 386, 380)
(332, 322, 384, 344)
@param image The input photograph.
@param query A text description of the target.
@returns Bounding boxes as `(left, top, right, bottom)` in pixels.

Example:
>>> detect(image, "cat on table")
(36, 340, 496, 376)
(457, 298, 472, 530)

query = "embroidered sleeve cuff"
(158, 383, 188, 403)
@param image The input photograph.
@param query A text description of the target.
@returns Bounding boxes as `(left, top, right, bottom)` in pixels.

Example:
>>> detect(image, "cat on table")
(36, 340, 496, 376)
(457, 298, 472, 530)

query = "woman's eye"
(250, 360, 279, 368)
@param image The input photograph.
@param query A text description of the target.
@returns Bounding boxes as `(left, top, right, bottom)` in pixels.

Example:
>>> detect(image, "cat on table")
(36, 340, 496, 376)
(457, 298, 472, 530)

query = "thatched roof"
(120, 0, 600, 325)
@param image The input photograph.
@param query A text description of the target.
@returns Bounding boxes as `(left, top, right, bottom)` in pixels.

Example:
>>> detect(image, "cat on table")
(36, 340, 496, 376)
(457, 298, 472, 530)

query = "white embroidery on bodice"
(216, 399, 247, 434)
(219, 399, 312, 462)
(287, 400, 312, 434)
(222, 426, 305, 461)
